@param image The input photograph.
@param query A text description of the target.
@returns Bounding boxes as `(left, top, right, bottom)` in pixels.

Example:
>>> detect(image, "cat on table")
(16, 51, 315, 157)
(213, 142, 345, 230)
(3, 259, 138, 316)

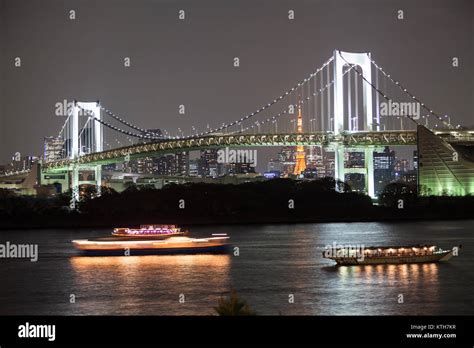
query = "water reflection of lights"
(334, 262, 441, 315)
(338, 262, 439, 286)
(70, 255, 232, 296)
(70, 254, 231, 270)
(68, 254, 232, 315)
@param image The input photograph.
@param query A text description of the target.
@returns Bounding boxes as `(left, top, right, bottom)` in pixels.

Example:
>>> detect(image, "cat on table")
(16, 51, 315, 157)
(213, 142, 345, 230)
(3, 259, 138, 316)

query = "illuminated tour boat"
(72, 225, 230, 256)
(112, 225, 186, 238)
(323, 245, 459, 265)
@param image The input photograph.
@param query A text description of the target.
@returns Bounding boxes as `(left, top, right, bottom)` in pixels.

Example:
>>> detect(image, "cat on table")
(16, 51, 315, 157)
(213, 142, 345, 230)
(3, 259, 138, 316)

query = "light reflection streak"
(333, 263, 441, 315)
(70, 254, 231, 270)
(69, 254, 232, 314)
(338, 262, 439, 284)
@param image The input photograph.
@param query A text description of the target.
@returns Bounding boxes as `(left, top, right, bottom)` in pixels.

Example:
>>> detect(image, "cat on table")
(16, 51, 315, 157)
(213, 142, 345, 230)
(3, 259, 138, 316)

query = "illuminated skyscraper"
(373, 146, 396, 196)
(174, 151, 189, 175)
(43, 136, 64, 162)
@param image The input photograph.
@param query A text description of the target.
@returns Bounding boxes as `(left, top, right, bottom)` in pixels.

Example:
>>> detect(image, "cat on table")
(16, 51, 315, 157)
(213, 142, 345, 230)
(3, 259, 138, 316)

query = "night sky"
(0, 0, 472, 167)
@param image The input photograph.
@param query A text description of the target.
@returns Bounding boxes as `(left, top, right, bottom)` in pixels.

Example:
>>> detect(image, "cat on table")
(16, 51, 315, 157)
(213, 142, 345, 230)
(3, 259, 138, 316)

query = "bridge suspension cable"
(367, 55, 454, 129)
(57, 113, 72, 139)
(75, 106, 163, 140)
(338, 52, 419, 127)
(99, 105, 166, 137)
(182, 56, 335, 139)
(234, 61, 357, 134)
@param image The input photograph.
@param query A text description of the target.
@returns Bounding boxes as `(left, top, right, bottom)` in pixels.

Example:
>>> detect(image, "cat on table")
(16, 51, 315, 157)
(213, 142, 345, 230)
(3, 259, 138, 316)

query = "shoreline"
(2, 180, 474, 231)
(1, 212, 472, 231)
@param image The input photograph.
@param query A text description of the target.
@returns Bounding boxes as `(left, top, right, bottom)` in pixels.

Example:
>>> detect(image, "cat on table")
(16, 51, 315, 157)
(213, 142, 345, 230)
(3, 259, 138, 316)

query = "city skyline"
(1, 2, 474, 342)
(1, 0, 473, 165)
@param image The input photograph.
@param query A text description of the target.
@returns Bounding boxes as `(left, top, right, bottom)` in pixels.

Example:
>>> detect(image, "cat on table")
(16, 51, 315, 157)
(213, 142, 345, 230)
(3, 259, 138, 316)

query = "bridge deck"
(42, 131, 419, 172)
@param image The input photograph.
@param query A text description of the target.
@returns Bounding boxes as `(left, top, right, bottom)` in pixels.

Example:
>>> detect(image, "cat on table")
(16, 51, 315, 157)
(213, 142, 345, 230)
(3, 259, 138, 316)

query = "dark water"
(0, 220, 473, 315)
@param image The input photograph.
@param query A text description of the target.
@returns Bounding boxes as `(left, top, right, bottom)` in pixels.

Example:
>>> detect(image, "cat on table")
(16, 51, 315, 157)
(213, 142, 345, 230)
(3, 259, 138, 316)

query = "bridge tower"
(333, 50, 375, 197)
(293, 104, 307, 175)
(69, 101, 103, 207)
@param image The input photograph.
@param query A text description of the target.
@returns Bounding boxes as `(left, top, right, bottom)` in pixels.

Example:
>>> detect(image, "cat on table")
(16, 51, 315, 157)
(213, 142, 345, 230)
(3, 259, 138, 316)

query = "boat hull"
(72, 236, 231, 256)
(327, 250, 454, 265)
(77, 244, 230, 256)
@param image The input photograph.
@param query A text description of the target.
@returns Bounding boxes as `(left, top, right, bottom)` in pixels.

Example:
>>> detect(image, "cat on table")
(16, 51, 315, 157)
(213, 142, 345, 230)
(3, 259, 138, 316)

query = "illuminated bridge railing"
(0, 169, 32, 178)
(434, 130, 474, 144)
(42, 131, 419, 171)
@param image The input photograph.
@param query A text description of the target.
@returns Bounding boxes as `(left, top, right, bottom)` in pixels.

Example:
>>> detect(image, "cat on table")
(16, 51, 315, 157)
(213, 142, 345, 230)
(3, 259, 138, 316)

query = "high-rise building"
(188, 159, 199, 177)
(153, 155, 175, 176)
(345, 152, 365, 168)
(373, 146, 396, 196)
(137, 157, 154, 174)
(320, 150, 335, 178)
(277, 146, 296, 176)
(199, 149, 220, 177)
(174, 151, 189, 176)
(306, 146, 323, 169)
(226, 161, 256, 175)
(394, 159, 409, 174)
(44, 136, 64, 162)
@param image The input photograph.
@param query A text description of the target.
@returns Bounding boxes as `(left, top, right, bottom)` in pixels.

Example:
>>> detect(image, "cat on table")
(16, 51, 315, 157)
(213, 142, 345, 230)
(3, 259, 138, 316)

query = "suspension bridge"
(3, 50, 474, 203)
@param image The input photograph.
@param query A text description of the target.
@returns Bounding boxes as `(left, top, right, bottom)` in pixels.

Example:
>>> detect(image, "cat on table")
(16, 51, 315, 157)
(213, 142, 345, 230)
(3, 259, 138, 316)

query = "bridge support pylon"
(68, 101, 103, 209)
(333, 50, 373, 134)
(334, 145, 375, 198)
(95, 166, 102, 196)
(71, 165, 80, 209)
(335, 144, 345, 191)
(365, 146, 374, 198)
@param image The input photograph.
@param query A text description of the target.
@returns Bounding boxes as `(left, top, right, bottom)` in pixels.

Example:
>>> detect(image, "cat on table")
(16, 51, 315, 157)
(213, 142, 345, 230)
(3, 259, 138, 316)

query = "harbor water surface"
(0, 220, 473, 315)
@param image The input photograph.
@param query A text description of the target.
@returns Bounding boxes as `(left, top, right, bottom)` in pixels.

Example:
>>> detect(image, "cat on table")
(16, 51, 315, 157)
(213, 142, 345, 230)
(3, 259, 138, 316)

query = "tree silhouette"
(214, 289, 255, 316)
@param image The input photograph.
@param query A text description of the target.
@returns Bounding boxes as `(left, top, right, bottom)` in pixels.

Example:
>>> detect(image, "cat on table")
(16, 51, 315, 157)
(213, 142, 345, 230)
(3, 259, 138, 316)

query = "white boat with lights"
(72, 225, 230, 256)
(323, 244, 459, 265)
(112, 225, 186, 239)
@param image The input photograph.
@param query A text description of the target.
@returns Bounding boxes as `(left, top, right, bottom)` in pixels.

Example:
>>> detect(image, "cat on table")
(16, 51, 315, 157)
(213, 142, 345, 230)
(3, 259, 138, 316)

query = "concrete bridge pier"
(335, 144, 375, 198)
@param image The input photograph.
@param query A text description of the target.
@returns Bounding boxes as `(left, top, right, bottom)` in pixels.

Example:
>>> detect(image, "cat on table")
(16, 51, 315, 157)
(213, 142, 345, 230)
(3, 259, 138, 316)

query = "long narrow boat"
(322, 244, 460, 265)
(72, 225, 230, 256)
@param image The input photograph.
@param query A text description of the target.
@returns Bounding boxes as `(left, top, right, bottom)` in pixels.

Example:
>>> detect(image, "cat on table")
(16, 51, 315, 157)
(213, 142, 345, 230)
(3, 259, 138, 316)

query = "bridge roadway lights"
(41, 132, 419, 172)
(40, 130, 421, 201)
